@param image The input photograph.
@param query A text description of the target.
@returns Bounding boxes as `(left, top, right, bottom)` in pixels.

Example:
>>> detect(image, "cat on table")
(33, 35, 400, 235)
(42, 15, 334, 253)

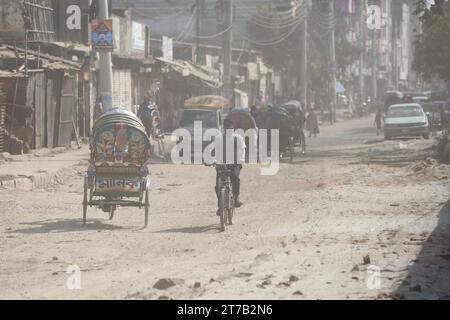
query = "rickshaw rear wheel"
(288, 137, 295, 162)
(109, 206, 116, 220)
(144, 189, 150, 228)
(82, 185, 88, 225)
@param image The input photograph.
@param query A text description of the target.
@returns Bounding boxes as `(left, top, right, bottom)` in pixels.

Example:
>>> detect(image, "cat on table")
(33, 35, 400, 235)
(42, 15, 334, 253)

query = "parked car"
(384, 103, 430, 140)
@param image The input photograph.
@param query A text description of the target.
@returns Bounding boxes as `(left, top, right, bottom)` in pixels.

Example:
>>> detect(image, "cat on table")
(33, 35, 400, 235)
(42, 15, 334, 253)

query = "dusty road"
(1, 116, 450, 300)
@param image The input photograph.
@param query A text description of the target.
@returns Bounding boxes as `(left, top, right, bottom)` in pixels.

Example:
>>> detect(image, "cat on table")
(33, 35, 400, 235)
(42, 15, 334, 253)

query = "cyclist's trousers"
(215, 165, 242, 204)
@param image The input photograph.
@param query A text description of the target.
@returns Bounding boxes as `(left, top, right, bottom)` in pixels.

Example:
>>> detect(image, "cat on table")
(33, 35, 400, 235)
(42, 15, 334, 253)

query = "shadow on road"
(155, 224, 221, 234)
(7, 219, 129, 234)
(392, 201, 450, 300)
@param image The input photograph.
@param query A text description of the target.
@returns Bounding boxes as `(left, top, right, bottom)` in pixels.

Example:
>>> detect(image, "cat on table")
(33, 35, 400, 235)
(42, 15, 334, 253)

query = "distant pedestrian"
(374, 109, 385, 136)
(306, 108, 319, 138)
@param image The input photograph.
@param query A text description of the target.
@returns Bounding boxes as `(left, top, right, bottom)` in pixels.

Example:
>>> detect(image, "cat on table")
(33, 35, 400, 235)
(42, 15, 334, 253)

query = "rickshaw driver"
(214, 118, 246, 216)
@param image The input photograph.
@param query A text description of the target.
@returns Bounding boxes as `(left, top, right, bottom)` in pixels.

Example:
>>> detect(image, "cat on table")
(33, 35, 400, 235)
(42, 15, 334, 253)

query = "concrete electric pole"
(299, 0, 309, 108)
(371, 29, 378, 102)
(329, 0, 337, 124)
(193, 0, 201, 64)
(98, 0, 114, 111)
(222, 0, 233, 102)
(358, 2, 366, 107)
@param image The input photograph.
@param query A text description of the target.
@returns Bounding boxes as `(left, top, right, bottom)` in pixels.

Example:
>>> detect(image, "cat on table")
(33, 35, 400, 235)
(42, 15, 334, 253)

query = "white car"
(384, 104, 430, 140)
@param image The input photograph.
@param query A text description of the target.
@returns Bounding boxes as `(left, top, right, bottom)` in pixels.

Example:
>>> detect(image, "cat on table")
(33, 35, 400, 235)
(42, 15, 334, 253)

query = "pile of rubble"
(365, 140, 433, 165)
(408, 157, 449, 180)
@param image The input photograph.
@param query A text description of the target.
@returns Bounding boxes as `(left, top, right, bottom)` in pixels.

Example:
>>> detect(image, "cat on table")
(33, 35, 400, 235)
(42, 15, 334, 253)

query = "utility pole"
(98, 0, 114, 111)
(222, 0, 233, 102)
(392, 18, 398, 90)
(392, 1, 401, 91)
(328, 0, 337, 124)
(358, 1, 366, 107)
(299, 0, 308, 108)
(145, 26, 150, 60)
(371, 29, 378, 102)
(194, 0, 201, 64)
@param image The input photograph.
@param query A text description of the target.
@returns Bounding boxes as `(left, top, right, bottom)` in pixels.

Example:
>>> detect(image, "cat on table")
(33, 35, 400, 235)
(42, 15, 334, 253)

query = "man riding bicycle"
(214, 118, 246, 216)
(137, 94, 157, 137)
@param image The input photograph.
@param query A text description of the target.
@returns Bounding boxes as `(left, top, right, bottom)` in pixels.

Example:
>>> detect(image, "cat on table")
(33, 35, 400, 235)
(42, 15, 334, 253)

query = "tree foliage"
(413, 0, 450, 89)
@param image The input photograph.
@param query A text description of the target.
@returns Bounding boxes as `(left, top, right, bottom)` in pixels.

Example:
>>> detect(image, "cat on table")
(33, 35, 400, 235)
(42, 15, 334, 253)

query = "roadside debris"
(153, 278, 185, 290)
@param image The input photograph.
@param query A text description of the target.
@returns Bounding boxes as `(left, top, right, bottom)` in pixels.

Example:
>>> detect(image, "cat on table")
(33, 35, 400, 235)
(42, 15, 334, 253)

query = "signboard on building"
(92, 19, 114, 51)
(247, 62, 259, 81)
(132, 22, 145, 51)
(206, 55, 212, 68)
(162, 36, 173, 60)
(58, 0, 82, 43)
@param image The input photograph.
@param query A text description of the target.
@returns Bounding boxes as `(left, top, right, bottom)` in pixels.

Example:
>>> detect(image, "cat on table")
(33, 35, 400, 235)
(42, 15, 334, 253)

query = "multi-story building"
(344, 0, 416, 103)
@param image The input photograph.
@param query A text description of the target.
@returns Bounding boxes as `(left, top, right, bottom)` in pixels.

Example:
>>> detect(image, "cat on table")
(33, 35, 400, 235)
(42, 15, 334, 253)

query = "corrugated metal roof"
(0, 45, 81, 71)
(0, 70, 29, 78)
(157, 57, 222, 88)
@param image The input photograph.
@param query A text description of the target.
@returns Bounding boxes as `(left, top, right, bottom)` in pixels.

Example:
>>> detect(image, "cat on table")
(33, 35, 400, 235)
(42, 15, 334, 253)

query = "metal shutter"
(113, 70, 132, 111)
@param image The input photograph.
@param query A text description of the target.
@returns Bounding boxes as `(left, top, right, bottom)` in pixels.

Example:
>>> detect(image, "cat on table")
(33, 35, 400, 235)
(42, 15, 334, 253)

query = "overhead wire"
(235, 20, 302, 46)
(174, 12, 196, 41)
(179, 24, 233, 39)
(236, 2, 308, 46)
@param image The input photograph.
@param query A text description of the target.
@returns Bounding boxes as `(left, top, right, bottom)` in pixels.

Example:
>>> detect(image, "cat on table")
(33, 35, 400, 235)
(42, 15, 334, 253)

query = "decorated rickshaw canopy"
(93, 108, 148, 137)
(91, 108, 151, 165)
(282, 100, 302, 110)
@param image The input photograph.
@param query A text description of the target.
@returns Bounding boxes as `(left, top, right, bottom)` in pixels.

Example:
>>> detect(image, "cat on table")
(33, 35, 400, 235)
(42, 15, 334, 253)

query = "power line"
(182, 24, 233, 39)
(174, 13, 196, 41)
(235, 20, 302, 46)
(248, 8, 307, 29)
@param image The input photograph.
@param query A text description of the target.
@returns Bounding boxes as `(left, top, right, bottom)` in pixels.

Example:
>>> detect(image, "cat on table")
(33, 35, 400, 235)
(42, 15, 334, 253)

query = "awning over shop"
(0, 70, 29, 79)
(336, 81, 346, 94)
(156, 57, 222, 89)
(0, 45, 81, 72)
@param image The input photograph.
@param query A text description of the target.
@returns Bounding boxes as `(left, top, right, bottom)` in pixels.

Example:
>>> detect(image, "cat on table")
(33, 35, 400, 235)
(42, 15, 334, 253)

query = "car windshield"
(180, 110, 217, 128)
(387, 106, 424, 118)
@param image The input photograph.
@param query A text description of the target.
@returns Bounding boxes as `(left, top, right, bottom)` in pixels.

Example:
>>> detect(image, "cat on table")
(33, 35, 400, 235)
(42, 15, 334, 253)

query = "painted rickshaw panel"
(90, 109, 151, 196)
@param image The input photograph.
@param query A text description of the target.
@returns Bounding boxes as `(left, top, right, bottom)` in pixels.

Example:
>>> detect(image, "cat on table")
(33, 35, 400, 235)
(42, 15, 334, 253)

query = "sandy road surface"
(1, 117, 450, 300)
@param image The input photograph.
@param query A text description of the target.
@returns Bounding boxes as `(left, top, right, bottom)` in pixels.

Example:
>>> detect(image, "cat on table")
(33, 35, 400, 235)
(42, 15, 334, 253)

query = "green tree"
(413, 0, 450, 91)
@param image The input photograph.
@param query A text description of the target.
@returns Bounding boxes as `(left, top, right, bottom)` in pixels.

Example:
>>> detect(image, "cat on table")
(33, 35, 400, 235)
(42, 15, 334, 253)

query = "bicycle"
(210, 163, 236, 232)
(141, 106, 167, 159)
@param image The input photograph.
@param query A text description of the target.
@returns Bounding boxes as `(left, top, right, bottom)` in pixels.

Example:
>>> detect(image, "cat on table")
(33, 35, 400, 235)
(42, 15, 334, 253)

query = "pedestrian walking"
(374, 109, 385, 136)
(306, 108, 320, 138)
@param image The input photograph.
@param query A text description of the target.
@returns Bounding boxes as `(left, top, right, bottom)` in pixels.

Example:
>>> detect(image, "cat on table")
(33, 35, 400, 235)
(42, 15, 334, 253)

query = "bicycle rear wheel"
(228, 194, 235, 226)
(82, 184, 88, 225)
(219, 188, 226, 232)
(144, 189, 150, 228)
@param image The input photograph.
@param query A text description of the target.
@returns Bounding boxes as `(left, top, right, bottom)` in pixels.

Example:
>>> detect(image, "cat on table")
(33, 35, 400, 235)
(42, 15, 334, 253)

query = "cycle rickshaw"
(282, 100, 306, 155)
(253, 106, 296, 162)
(83, 109, 152, 227)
